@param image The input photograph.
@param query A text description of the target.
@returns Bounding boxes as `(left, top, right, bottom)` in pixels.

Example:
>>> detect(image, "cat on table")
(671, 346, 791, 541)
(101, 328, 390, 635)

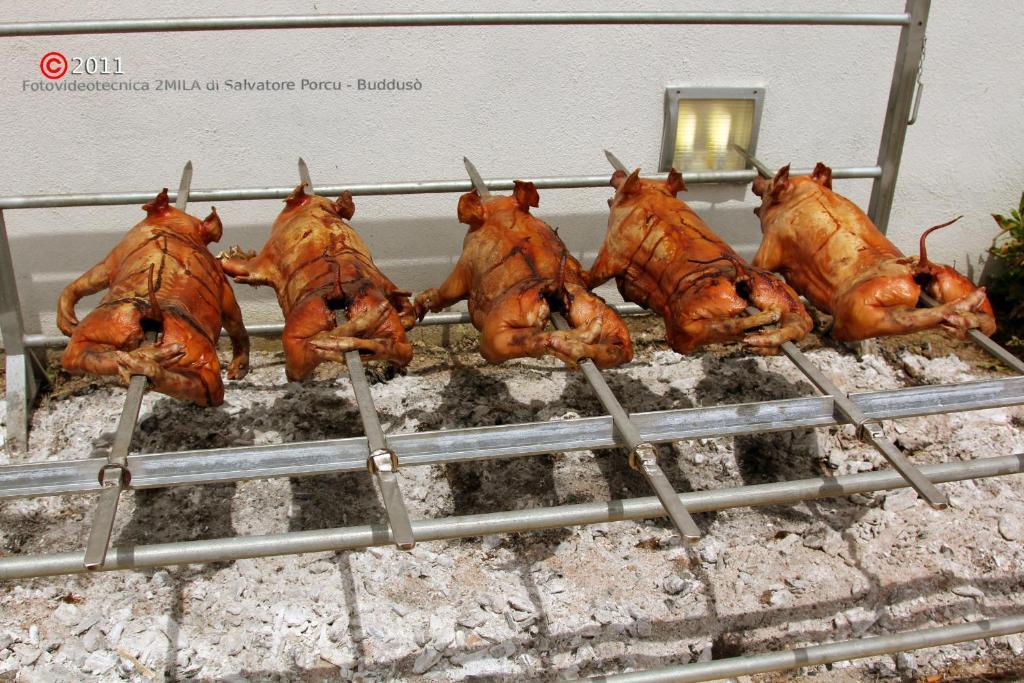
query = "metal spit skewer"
(83, 161, 193, 569)
(464, 156, 701, 542)
(719, 144, 947, 507)
(298, 158, 415, 550)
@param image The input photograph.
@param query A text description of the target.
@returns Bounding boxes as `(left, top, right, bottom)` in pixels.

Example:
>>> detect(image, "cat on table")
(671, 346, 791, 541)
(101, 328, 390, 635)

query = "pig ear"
(201, 207, 223, 243)
(666, 167, 687, 195)
(619, 168, 642, 196)
(770, 164, 791, 202)
(285, 183, 310, 208)
(457, 190, 486, 229)
(609, 170, 627, 189)
(811, 162, 832, 189)
(334, 191, 355, 220)
(513, 180, 540, 212)
(751, 176, 768, 197)
(143, 188, 171, 216)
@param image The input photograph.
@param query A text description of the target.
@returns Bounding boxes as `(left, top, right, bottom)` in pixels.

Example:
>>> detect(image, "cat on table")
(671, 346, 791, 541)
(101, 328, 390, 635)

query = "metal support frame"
(867, 0, 930, 231)
(81, 162, 193, 570)
(0, 12, 911, 37)
(297, 158, 415, 551)
(464, 155, 701, 542)
(4, 6, 1020, 676)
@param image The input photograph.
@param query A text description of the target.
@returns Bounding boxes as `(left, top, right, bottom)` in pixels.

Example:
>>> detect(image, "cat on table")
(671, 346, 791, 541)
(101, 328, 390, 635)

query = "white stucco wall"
(1, 1, 1021, 335)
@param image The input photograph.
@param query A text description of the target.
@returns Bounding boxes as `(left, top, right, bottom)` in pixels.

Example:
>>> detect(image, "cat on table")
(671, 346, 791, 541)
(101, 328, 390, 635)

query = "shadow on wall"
(11, 197, 763, 335)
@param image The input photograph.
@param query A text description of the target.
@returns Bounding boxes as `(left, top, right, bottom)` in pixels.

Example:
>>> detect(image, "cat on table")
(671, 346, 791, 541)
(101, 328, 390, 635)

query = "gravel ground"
(0, 319, 1023, 682)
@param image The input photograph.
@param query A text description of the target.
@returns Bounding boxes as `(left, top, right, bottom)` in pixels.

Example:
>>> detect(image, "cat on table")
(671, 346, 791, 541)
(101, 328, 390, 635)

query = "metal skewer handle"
(298, 158, 415, 550)
(549, 313, 702, 542)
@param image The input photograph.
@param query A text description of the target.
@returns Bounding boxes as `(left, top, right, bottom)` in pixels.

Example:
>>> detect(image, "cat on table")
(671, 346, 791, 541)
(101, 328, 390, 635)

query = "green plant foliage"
(989, 192, 1024, 342)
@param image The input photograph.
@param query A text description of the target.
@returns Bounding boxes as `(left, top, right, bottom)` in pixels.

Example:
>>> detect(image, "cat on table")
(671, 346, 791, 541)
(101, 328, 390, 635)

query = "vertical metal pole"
(82, 162, 193, 569)
(298, 158, 415, 550)
(0, 210, 47, 453)
(867, 0, 930, 232)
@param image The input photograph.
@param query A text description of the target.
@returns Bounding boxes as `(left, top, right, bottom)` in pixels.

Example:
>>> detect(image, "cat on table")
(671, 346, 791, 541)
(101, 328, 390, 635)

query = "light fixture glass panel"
(672, 98, 754, 172)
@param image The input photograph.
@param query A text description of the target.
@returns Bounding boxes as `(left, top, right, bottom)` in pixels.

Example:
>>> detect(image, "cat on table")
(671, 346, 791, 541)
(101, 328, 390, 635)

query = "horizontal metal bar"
(597, 614, 1024, 683)
(21, 304, 647, 349)
(0, 13, 910, 38)
(2, 375, 1021, 501)
(0, 167, 881, 211)
(0, 452, 1018, 580)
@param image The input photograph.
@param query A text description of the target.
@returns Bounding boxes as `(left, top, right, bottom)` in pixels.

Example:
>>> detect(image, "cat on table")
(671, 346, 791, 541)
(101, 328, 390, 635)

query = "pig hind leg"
(666, 280, 778, 353)
(115, 314, 224, 405)
(309, 291, 412, 368)
(478, 286, 556, 364)
(741, 271, 813, 353)
(62, 303, 148, 376)
(830, 276, 987, 341)
(553, 285, 632, 368)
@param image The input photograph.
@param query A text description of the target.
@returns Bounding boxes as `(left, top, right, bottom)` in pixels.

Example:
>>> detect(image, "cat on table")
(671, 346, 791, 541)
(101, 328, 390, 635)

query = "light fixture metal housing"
(658, 86, 765, 173)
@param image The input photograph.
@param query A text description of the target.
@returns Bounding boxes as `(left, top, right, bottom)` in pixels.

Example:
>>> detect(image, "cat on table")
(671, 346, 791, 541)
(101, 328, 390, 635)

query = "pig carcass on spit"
(588, 168, 811, 354)
(414, 181, 632, 368)
(220, 185, 414, 380)
(57, 189, 250, 405)
(751, 163, 995, 341)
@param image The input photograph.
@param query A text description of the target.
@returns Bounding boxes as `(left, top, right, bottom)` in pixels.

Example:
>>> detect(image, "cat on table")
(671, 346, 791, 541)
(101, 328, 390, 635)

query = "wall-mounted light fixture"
(659, 87, 764, 173)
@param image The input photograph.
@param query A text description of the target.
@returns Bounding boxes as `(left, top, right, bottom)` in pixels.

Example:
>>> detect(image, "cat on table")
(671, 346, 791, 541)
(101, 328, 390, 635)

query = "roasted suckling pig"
(220, 185, 414, 380)
(588, 168, 811, 354)
(58, 189, 250, 406)
(751, 163, 995, 341)
(414, 181, 632, 368)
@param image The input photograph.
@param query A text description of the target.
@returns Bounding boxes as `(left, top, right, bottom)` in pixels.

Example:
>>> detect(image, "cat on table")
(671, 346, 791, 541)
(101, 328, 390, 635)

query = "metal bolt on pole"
(82, 161, 194, 570)
(298, 158, 415, 550)
(464, 155, 700, 542)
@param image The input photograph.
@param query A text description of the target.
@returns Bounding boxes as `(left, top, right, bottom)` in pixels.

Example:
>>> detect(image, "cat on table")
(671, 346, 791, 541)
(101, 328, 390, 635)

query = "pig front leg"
(414, 261, 471, 320)
(220, 276, 250, 380)
(57, 260, 112, 336)
(219, 247, 278, 289)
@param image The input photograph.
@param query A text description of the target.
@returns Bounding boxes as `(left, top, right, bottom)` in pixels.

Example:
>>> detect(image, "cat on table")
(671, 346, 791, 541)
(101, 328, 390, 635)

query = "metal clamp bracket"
(367, 448, 400, 475)
(96, 462, 131, 487)
(629, 442, 659, 472)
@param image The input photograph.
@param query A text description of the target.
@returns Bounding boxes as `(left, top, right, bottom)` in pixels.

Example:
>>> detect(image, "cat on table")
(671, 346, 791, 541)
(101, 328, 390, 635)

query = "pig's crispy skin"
(588, 168, 811, 354)
(752, 163, 995, 341)
(414, 181, 632, 368)
(57, 189, 250, 406)
(220, 185, 413, 381)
